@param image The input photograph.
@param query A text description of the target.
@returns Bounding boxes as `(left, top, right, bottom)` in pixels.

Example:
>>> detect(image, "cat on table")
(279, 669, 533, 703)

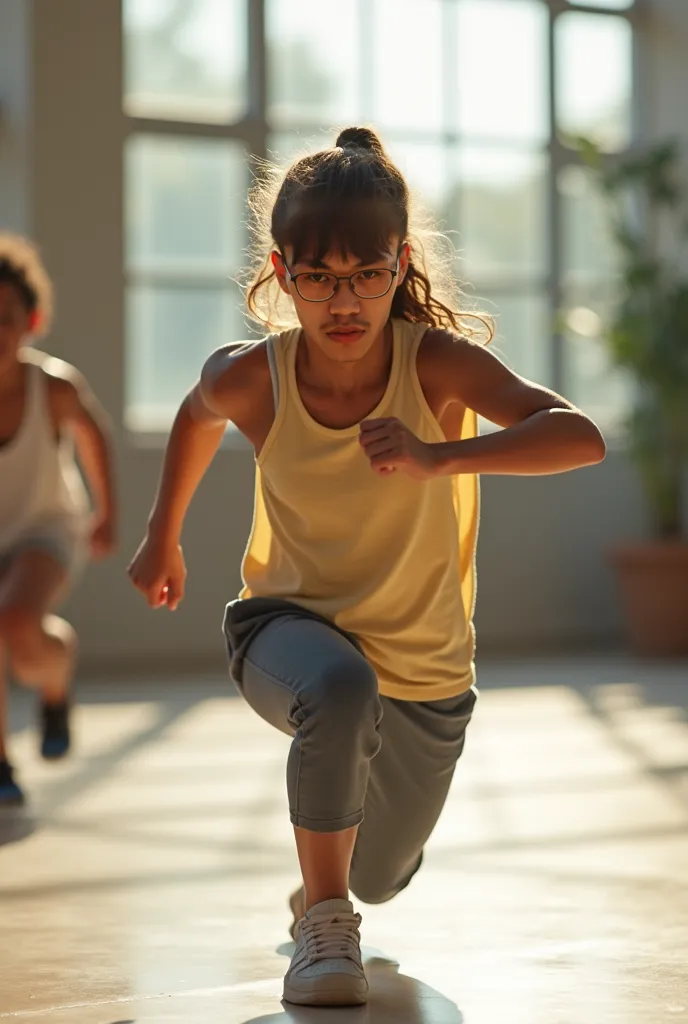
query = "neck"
(297, 322, 393, 395)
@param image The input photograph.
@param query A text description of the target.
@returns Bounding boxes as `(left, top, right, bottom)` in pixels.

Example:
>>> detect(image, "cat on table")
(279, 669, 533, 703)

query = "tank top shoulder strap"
(265, 334, 279, 409)
(394, 319, 430, 373)
(267, 328, 300, 404)
(257, 328, 299, 466)
(24, 355, 52, 437)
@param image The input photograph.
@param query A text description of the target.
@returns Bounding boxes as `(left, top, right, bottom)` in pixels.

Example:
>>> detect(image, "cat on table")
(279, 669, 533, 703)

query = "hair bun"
(335, 126, 385, 157)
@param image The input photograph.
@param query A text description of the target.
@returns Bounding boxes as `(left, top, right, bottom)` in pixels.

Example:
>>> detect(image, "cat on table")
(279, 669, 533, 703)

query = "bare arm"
(431, 336, 606, 475)
(49, 368, 118, 554)
(128, 343, 271, 609)
(146, 389, 227, 544)
(360, 332, 606, 479)
(145, 344, 264, 544)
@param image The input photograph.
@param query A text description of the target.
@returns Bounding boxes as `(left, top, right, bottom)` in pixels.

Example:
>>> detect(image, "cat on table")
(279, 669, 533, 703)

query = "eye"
(305, 273, 332, 285)
(358, 270, 384, 281)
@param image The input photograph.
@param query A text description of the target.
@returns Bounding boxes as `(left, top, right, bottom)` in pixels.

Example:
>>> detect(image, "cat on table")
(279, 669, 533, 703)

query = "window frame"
(123, 0, 644, 442)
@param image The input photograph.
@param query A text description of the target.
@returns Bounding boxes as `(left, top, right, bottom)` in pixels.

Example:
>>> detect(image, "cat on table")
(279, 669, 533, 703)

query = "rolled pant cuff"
(290, 808, 364, 833)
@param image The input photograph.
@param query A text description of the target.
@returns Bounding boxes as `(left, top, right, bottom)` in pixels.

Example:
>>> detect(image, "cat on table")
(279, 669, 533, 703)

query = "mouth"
(325, 326, 367, 345)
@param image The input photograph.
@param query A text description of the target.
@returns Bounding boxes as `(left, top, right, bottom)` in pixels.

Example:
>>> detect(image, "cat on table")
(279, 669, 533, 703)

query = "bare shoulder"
(200, 340, 270, 408)
(418, 326, 576, 428)
(27, 349, 82, 390)
(196, 340, 274, 441)
(418, 327, 484, 369)
(201, 340, 269, 392)
(418, 327, 530, 396)
(415, 328, 479, 408)
(33, 352, 89, 418)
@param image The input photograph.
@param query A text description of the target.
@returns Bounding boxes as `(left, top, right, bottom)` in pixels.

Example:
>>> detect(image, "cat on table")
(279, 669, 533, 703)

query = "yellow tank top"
(239, 318, 480, 701)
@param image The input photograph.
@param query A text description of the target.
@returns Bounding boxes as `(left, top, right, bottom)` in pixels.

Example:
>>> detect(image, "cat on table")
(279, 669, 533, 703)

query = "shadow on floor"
(0, 808, 37, 846)
(243, 960, 462, 1023)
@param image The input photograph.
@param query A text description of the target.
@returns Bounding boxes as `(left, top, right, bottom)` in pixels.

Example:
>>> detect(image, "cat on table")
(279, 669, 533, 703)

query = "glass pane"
(478, 291, 552, 387)
(454, 0, 549, 142)
(451, 148, 548, 282)
(123, 0, 246, 123)
(384, 142, 451, 223)
(562, 285, 632, 429)
(268, 129, 334, 169)
(126, 135, 246, 274)
(266, 0, 361, 125)
(567, 0, 634, 9)
(371, 0, 444, 132)
(560, 164, 620, 288)
(556, 12, 633, 151)
(125, 284, 247, 431)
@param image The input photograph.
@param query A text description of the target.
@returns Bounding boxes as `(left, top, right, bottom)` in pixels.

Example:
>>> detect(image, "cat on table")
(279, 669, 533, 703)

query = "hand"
(359, 417, 439, 480)
(89, 513, 117, 560)
(127, 532, 187, 611)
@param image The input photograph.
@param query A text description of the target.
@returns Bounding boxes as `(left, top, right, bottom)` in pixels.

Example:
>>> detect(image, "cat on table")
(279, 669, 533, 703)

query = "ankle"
(41, 689, 70, 707)
(304, 888, 350, 913)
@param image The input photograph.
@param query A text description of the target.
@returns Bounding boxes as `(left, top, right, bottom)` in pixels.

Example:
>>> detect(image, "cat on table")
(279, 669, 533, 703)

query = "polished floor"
(1, 657, 687, 1023)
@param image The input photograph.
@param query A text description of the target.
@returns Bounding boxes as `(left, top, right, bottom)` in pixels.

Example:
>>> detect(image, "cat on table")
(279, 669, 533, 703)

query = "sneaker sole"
(283, 976, 368, 1007)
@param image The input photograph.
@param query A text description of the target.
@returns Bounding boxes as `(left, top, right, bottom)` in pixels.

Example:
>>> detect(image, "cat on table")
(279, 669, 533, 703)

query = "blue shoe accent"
(41, 734, 70, 759)
(0, 761, 25, 807)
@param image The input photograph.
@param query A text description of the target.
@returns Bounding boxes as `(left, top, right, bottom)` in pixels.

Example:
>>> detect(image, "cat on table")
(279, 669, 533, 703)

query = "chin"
(319, 330, 375, 360)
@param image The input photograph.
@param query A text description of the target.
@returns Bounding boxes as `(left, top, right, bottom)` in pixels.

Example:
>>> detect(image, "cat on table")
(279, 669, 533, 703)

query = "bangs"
(277, 195, 402, 267)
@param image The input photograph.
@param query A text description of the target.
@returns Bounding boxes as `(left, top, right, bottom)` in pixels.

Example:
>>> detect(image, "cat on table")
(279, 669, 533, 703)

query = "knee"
(349, 873, 399, 906)
(307, 656, 380, 724)
(0, 606, 42, 668)
(350, 852, 423, 906)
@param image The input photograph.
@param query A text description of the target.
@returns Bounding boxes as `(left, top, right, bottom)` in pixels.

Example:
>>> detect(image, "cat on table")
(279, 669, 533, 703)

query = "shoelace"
(300, 912, 363, 964)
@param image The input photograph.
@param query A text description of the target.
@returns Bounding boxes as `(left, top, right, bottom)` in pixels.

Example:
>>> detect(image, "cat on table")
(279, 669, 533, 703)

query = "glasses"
(284, 258, 399, 302)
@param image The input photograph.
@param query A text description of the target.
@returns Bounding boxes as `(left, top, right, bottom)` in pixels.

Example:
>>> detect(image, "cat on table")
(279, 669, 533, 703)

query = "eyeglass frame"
(278, 252, 402, 303)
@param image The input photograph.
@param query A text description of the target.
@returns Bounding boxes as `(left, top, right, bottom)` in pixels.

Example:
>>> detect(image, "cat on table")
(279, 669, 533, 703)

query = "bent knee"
(0, 606, 42, 653)
(349, 874, 400, 906)
(350, 852, 423, 906)
(308, 656, 380, 720)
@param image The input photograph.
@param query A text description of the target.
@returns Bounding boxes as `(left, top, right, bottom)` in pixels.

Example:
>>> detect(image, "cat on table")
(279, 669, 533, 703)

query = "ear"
(396, 242, 411, 288)
(28, 309, 42, 333)
(271, 250, 291, 296)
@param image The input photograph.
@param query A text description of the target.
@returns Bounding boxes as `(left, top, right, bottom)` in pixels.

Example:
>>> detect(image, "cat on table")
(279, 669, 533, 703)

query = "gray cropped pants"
(223, 598, 477, 906)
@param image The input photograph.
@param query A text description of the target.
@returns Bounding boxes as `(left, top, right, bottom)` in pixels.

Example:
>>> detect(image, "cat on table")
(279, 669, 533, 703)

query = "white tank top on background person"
(0, 351, 90, 553)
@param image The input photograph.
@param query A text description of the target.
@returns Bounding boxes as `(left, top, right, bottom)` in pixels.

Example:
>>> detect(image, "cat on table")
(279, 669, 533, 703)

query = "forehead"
(287, 242, 399, 272)
(0, 281, 29, 311)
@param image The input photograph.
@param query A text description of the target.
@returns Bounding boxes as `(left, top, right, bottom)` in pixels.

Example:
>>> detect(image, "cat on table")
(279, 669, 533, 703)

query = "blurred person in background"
(0, 234, 117, 807)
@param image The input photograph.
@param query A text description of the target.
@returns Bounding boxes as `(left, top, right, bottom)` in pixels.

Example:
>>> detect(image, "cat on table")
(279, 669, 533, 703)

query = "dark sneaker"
(0, 760, 25, 806)
(40, 700, 71, 759)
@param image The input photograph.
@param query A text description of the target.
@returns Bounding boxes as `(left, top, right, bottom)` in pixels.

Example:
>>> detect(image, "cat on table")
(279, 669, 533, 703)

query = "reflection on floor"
(1, 656, 687, 1023)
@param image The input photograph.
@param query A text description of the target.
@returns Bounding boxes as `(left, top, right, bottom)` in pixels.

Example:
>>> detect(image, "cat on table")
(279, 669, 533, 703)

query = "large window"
(123, 0, 638, 432)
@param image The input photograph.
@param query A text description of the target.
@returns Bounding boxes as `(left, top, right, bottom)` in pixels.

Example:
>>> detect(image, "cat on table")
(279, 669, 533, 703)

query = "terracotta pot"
(610, 542, 688, 656)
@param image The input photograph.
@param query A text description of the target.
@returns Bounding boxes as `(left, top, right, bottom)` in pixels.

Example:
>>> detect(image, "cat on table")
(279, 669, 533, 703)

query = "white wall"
(0, 0, 686, 673)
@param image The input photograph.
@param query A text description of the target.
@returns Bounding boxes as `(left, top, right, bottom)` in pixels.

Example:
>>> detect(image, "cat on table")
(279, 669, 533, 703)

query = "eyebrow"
(296, 254, 393, 270)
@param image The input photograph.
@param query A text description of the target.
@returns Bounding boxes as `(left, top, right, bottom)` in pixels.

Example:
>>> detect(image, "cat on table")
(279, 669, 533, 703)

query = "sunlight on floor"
(1, 659, 687, 1023)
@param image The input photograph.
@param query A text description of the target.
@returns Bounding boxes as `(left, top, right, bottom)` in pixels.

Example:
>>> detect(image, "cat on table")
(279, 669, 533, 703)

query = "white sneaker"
(283, 898, 368, 1007)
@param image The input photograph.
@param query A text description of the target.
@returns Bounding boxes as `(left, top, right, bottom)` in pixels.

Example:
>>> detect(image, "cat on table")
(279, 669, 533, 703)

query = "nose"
(328, 278, 360, 316)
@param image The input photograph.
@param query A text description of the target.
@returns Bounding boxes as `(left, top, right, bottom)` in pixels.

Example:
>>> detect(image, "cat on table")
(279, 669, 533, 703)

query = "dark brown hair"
(244, 127, 492, 341)
(0, 233, 53, 335)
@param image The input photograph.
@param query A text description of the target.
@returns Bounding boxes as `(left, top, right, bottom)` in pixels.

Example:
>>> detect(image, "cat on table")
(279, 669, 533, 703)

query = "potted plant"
(577, 137, 688, 656)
